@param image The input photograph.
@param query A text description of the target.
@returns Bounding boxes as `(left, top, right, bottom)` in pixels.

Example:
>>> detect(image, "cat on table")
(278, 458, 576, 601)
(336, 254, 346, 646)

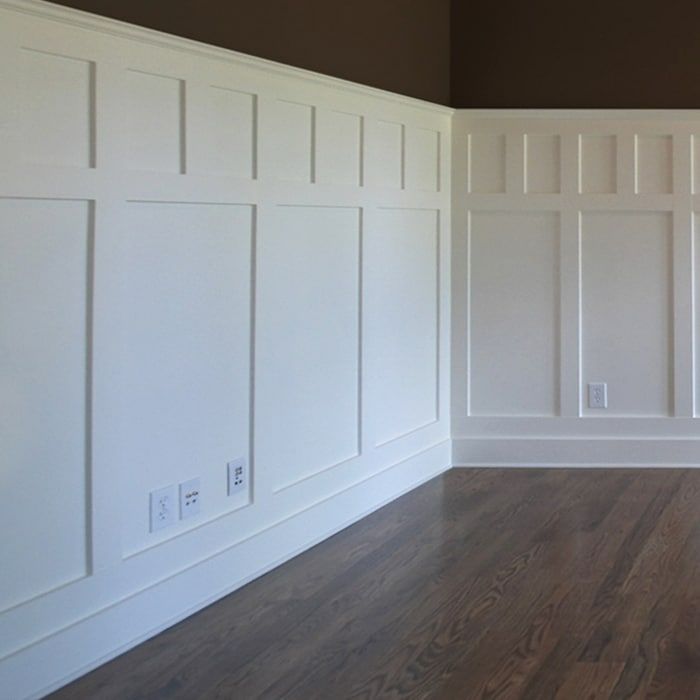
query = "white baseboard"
(3, 441, 450, 700)
(453, 437, 700, 467)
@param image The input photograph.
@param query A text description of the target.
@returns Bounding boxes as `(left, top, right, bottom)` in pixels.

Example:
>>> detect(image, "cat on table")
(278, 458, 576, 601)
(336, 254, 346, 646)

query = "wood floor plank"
(50, 469, 700, 700)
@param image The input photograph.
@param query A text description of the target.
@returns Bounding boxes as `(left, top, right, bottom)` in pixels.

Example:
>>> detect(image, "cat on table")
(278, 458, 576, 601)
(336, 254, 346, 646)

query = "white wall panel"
(20, 49, 93, 167)
(0, 198, 90, 611)
(692, 212, 700, 415)
(469, 211, 560, 416)
(581, 211, 672, 416)
(468, 133, 505, 193)
(117, 203, 253, 554)
(367, 120, 403, 189)
(405, 126, 439, 191)
(316, 109, 362, 186)
(524, 134, 560, 194)
(256, 206, 361, 490)
(635, 134, 673, 194)
(369, 208, 439, 445)
(195, 86, 256, 178)
(125, 70, 184, 173)
(579, 134, 617, 194)
(267, 100, 314, 182)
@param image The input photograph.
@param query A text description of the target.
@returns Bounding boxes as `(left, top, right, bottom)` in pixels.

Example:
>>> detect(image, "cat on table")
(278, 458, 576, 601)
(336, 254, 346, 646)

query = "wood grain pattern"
(50, 469, 700, 699)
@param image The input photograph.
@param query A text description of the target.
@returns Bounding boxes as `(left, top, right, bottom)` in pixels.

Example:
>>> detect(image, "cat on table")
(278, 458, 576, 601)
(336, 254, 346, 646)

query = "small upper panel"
(126, 70, 184, 173)
(635, 134, 673, 194)
(524, 134, 560, 194)
(20, 49, 94, 168)
(468, 133, 506, 194)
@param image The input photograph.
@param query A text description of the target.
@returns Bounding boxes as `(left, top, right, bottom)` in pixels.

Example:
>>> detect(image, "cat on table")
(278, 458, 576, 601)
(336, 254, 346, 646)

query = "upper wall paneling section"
(192, 86, 257, 179)
(268, 100, 315, 183)
(125, 70, 185, 174)
(316, 109, 363, 186)
(579, 134, 617, 194)
(367, 120, 404, 189)
(20, 48, 94, 168)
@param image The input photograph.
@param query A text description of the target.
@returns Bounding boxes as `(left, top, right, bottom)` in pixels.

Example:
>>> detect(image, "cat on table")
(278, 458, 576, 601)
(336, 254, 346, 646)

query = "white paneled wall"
(12, 4, 700, 698)
(0, 2, 451, 697)
(452, 111, 700, 466)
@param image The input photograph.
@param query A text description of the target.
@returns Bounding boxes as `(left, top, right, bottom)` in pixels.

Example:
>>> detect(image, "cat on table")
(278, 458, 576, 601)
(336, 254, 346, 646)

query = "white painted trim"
(0, 0, 453, 116)
(453, 437, 700, 467)
(452, 416, 700, 437)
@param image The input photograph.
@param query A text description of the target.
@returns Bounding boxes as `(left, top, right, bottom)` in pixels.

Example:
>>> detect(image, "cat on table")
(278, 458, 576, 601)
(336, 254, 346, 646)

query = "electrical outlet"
(150, 485, 177, 532)
(227, 458, 247, 496)
(179, 477, 201, 519)
(588, 382, 608, 409)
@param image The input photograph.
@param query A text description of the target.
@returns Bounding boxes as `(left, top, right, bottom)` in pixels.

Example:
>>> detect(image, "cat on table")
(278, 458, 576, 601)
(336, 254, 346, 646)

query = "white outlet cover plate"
(588, 382, 608, 409)
(227, 458, 247, 496)
(179, 477, 201, 519)
(150, 484, 177, 532)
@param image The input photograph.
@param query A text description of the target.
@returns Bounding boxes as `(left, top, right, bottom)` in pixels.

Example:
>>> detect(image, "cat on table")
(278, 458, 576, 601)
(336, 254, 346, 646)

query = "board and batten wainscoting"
(7, 0, 700, 696)
(452, 111, 700, 467)
(0, 1, 451, 697)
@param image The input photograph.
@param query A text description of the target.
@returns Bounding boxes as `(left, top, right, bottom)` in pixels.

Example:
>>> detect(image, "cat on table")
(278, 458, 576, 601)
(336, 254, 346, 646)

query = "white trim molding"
(453, 437, 700, 468)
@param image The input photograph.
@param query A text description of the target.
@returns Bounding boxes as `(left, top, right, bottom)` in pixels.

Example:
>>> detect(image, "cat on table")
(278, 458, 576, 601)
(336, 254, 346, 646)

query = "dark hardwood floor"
(50, 468, 700, 699)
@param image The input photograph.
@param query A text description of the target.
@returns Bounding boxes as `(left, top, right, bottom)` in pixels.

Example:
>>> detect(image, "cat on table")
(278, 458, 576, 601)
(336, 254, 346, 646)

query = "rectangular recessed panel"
(694, 214, 700, 412)
(316, 110, 361, 186)
(21, 49, 93, 167)
(0, 199, 89, 611)
(524, 134, 560, 193)
(119, 203, 253, 553)
(268, 100, 313, 182)
(199, 86, 255, 178)
(582, 212, 672, 416)
(579, 134, 617, 193)
(470, 212, 560, 416)
(257, 207, 360, 490)
(370, 209, 439, 444)
(468, 133, 506, 194)
(368, 120, 403, 189)
(636, 135, 673, 194)
(126, 70, 183, 173)
(405, 127, 439, 191)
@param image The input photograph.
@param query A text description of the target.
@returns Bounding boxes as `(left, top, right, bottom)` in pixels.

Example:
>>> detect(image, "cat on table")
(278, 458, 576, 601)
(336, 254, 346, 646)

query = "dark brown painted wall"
(48, 0, 696, 108)
(451, 0, 700, 108)
(51, 0, 451, 105)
